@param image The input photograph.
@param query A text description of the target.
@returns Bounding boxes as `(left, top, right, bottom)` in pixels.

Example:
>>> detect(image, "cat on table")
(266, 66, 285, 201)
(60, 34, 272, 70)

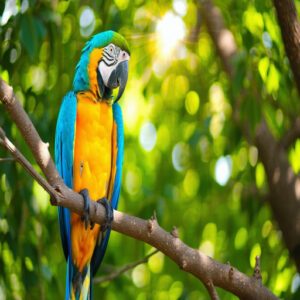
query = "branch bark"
(0, 157, 15, 162)
(280, 117, 300, 149)
(200, 0, 300, 272)
(0, 77, 279, 299)
(200, 0, 237, 78)
(273, 0, 300, 95)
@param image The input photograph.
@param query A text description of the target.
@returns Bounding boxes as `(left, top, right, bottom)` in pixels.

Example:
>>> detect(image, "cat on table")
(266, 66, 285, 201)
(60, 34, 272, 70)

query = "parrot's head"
(73, 31, 130, 103)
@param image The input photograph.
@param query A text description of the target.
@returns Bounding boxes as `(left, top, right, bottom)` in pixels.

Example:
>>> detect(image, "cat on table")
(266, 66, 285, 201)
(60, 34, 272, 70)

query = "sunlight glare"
(156, 12, 186, 58)
(214, 156, 232, 186)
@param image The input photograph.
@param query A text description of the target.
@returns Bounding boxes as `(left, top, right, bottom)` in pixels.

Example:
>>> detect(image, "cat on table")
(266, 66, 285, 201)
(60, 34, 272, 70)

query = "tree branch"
(200, 0, 300, 273)
(273, 0, 300, 95)
(199, 0, 237, 78)
(93, 250, 159, 284)
(205, 280, 220, 300)
(0, 127, 59, 203)
(0, 77, 279, 299)
(280, 117, 300, 149)
(253, 256, 262, 284)
(0, 157, 15, 162)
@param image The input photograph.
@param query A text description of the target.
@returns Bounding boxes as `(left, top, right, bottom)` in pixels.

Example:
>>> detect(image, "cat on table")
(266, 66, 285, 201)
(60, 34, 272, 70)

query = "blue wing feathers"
(55, 91, 77, 260)
(111, 102, 124, 209)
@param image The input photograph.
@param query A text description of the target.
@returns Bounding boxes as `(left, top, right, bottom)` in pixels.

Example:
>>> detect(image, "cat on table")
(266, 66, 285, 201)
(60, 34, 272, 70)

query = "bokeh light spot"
(183, 169, 200, 197)
(79, 6, 95, 37)
(199, 240, 214, 257)
(148, 251, 164, 273)
(173, 0, 187, 16)
(185, 91, 200, 115)
(169, 281, 183, 299)
(114, 0, 129, 10)
(214, 156, 232, 186)
(139, 122, 157, 151)
(125, 168, 142, 197)
(249, 146, 258, 167)
(255, 162, 266, 188)
(291, 273, 300, 293)
(156, 12, 186, 58)
(132, 264, 150, 287)
(172, 142, 190, 172)
(262, 220, 272, 238)
(234, 227, 248, 250)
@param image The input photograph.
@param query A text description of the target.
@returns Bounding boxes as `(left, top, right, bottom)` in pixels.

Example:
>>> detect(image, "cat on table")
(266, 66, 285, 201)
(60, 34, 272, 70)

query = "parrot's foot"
(97, 198, 114, 232)
(79, 189, 93, 230)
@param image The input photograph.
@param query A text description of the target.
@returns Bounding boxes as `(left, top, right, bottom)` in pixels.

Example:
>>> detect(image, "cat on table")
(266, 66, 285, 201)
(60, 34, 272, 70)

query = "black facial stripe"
(102, 55, 116, 64)
(100, 44, 122, 67)
(103, 48, 115, 57)
(103, 49, 113, 56)
(101, 58, 117, 67)
(103, 53, 114, 62)
(101, 57, 117, 67)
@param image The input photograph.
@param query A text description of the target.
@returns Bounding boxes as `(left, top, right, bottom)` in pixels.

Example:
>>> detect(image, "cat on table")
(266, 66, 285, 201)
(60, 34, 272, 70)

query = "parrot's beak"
(107, 60, 129, 102)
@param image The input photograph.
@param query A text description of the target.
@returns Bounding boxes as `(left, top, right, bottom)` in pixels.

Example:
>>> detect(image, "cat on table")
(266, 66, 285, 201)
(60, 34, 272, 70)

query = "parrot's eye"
(109, 46, 113, 53)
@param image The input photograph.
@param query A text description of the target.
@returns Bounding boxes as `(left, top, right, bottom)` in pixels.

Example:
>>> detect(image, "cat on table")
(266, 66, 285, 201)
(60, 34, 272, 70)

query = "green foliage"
(0, 0, 299, 299)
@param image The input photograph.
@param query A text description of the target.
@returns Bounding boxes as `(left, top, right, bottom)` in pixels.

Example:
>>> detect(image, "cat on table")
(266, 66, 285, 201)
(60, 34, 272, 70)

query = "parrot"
(54, 31, 130, 300)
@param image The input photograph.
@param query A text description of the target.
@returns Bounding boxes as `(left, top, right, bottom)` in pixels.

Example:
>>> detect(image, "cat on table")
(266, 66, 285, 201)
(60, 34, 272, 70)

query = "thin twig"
(93, 250, 159, 284)
(205, 280, 220, 300)
(253, 256, 262, 285)
(0, 157, 15, 162)
(0, 127, 59, 202)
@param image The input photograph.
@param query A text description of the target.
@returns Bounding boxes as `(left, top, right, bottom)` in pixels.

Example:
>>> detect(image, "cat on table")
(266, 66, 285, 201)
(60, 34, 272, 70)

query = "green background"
(0, 0, 299, 299)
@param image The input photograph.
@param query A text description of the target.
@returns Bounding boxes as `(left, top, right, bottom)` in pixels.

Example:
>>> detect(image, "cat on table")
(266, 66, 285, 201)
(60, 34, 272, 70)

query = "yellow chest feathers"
(73, 93, 113, 200)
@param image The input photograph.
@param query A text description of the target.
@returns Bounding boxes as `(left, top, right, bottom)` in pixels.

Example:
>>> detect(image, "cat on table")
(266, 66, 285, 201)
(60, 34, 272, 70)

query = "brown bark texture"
(273, 0, 300, 95)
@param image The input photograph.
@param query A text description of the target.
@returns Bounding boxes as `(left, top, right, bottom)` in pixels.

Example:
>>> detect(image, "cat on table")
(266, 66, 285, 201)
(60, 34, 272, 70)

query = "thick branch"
(200, 0, 300, 272)
(273, 0, 300, 95)
(0, 78, 279, 299)
(255, 121, 300, 267)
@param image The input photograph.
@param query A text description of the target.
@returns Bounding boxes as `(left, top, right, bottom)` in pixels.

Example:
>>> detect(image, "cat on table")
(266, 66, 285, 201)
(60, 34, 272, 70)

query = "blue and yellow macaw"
(54, 31, 130, 299)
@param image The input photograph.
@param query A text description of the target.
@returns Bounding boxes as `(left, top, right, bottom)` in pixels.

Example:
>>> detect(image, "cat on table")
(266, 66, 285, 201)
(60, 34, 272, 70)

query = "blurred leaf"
(20, 14, 45, 60)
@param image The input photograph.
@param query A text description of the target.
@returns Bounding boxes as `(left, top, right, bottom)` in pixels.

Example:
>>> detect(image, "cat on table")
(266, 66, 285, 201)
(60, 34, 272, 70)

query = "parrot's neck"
(76, 90, 113, 105)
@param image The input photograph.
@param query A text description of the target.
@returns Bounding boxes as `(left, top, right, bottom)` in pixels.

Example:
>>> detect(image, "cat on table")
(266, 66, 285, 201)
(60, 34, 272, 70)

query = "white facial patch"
(99, 61, 116, 86)
(98, 43, 130, 87)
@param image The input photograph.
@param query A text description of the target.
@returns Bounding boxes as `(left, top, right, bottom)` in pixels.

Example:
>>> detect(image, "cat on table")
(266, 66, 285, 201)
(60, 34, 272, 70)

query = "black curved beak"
(107, 60, 129, 102)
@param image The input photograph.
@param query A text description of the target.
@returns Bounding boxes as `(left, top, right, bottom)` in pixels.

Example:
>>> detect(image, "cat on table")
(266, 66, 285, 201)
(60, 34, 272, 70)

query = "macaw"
(54, 31, 130, 299)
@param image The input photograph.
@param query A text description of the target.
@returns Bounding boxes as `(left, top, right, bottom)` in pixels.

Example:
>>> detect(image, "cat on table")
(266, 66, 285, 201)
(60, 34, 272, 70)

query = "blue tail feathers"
(66, 258, 91, 300)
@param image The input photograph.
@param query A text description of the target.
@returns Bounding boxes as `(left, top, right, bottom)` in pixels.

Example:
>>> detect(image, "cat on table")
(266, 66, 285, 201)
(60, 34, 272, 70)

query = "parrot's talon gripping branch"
(97, 198, 114, 232)
(79, 189, 92, 230)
